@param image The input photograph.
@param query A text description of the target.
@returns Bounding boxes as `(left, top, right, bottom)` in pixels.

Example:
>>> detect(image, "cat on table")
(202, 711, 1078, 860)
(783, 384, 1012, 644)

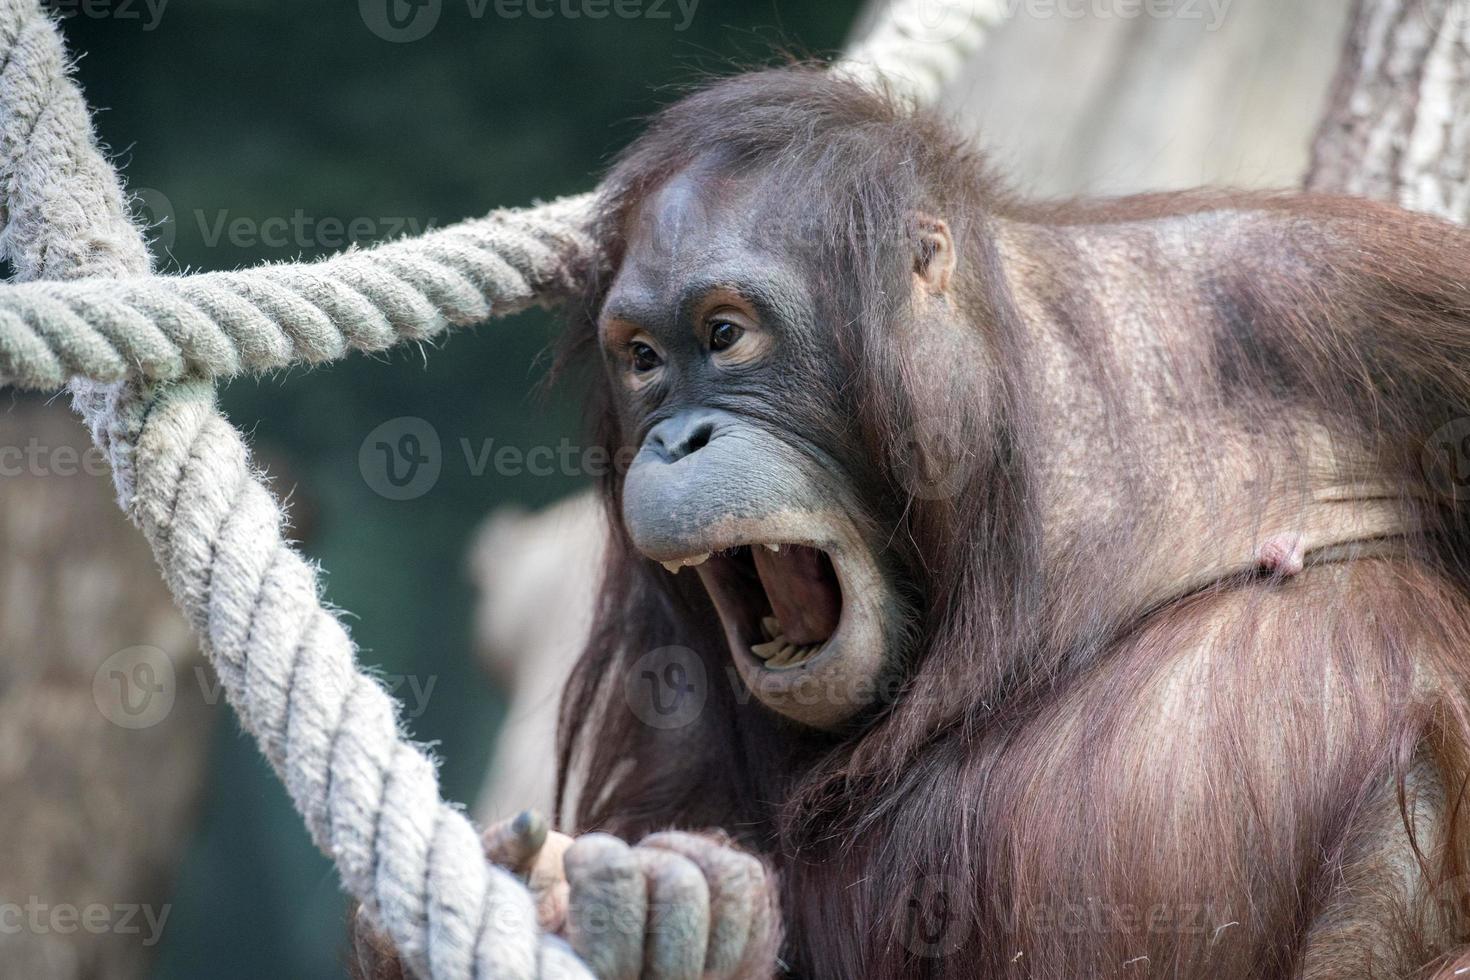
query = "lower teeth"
(751, 633, 821, 668)
(750, 637, 786, 659)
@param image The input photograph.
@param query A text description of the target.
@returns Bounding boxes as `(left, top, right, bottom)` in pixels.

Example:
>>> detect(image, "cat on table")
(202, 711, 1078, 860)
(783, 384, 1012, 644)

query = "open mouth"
(663, 543, 844, 671)
(643, 520, 893, 729)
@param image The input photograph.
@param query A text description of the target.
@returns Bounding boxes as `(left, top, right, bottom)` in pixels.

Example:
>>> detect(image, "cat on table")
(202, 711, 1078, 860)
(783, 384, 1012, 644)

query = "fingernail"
(512, 809, 548, 851)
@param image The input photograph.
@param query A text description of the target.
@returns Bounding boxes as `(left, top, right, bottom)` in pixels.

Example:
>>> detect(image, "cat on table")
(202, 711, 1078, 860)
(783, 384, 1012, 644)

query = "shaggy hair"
(555, 66, 1470, 978)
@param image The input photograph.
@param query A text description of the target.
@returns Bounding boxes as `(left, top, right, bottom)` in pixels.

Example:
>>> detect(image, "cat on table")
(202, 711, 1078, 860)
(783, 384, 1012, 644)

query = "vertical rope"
(0, 3, 589, 976)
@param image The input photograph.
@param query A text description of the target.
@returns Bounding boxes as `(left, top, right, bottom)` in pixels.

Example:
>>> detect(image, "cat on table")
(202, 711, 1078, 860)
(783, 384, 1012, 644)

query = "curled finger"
(635, 847, 710, 980)
(564, 833, 647, 980)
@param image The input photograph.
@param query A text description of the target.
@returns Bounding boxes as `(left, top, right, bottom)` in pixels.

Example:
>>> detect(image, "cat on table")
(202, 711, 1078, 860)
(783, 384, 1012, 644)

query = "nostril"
(684, 420, 713, 456)
(647, 413, 719, 463)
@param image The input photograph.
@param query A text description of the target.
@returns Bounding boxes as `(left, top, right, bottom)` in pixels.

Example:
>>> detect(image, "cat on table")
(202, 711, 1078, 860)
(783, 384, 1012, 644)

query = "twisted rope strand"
(0, 193, 596, 389)
(0, 4, 151, 282)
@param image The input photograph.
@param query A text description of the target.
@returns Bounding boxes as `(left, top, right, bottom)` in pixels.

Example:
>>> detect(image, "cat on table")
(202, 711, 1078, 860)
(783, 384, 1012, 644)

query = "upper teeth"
(765, 543, 781, 552)
(660, 553, 710, 573)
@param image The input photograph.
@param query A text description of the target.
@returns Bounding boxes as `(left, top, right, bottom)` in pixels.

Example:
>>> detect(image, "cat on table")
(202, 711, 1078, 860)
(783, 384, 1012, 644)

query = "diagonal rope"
(0, 0, 988, 976)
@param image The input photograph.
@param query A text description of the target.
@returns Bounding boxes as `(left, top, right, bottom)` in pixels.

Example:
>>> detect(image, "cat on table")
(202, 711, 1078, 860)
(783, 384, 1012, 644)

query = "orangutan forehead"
(625, 165, 758, 242)
(616, 173, 807, 284)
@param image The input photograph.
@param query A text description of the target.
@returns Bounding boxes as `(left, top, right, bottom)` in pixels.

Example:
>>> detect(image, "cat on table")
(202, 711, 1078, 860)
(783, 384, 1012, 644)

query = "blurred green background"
(59, 1, 859, 975)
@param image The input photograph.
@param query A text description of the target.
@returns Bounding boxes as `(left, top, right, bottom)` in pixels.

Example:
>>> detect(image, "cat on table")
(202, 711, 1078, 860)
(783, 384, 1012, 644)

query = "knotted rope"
(0, 0, 989, 975)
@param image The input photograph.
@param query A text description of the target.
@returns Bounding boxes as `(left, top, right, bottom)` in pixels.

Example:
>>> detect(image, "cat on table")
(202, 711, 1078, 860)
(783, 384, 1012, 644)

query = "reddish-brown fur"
(544, 68, 1470, 979)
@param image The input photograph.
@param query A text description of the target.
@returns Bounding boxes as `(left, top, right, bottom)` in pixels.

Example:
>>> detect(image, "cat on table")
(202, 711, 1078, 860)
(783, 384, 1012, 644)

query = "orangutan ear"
(913, 212, 957, 295)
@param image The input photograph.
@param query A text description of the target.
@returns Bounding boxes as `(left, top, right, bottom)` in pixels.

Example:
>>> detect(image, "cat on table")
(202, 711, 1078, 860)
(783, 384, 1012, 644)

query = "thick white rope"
(0, 3, 590, 977)
(112, 380, 591, 980)
(835, 0, 1002, 104)
(0, 2, 151, 282)
(0, 194, 594, 390)
(0, 0, 980, 976)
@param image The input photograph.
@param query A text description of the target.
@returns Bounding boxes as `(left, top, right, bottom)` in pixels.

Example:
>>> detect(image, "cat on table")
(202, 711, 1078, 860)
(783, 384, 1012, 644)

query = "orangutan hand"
(483, 812, 782, 980)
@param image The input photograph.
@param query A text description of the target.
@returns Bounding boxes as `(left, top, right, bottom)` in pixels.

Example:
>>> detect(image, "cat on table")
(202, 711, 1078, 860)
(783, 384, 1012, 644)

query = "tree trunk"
(0, 398, 214, 980)
(1307, 0, 1470, 218)
(936, 0, 1349, 198)
(470, 492, 604, 824)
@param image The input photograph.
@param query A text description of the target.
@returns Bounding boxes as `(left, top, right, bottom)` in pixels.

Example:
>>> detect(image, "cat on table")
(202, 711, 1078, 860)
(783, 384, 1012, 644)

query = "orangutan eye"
(709, 320, 743, 352)
(630, 341, 662, 373)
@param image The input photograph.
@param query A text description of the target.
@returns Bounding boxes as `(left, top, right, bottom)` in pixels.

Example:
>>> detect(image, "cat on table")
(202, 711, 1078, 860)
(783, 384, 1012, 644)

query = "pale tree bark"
(1308, 0, 1470, 217)
(0, 398, 214, 980)
(470, 493, 604, 824)
(938, 0, 1349, 198)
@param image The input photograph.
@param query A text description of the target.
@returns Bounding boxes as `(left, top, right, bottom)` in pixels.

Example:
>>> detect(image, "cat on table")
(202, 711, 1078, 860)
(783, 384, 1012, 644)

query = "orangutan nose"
(645, 410, 718, 463)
